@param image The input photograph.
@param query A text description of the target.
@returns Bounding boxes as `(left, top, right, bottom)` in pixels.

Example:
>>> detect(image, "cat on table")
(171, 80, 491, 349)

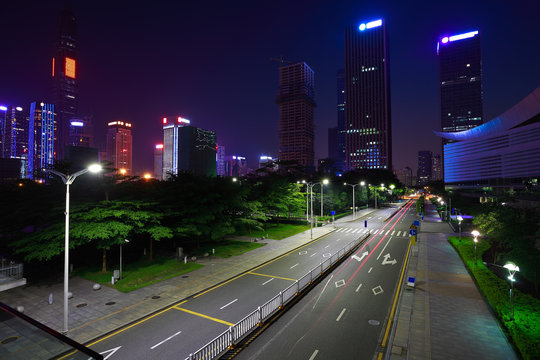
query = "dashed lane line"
(220, 299, 238, 310)
(336, 308, 347, 321)
(150, 331, 182, 350)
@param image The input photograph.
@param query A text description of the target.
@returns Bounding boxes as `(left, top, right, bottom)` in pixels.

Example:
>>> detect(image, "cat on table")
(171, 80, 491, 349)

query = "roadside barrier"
(185, 233, 370, 360)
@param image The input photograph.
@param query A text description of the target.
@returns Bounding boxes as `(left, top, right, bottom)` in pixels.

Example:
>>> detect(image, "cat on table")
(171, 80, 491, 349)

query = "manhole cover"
(1, 336, 18, 344)
(105, 301, 116, 306)
(182, 275, 189, 278)
(152, 295, 161, 299)
(76, 303, 87, 308)
(368, 320, 380, 326)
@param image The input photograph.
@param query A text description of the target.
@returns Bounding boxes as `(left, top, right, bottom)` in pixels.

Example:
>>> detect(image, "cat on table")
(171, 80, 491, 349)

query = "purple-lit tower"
(437, 30, 483, 144)
(344, 19, 392, 171)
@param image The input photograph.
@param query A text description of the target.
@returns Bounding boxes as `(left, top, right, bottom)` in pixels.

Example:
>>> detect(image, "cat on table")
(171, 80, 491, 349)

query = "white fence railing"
(185, 233, 369, 360)
(0, 263, 23, 282)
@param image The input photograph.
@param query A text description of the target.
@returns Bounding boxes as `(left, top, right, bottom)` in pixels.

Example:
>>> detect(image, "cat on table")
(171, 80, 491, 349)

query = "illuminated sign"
(108, 121, 132, 127)
(0, 106, 7, 111)
(177, 117, 191, 124)
(260, 156, 273, 160)
(440, 31, 478, 46)
(65, 57, 76, 79)
(155, 144, 164, 149)
(359, 19, 382, 31)
(16, 107, 23, 111)
(52, 57, 55, 77)
(70, 121, 84, 127)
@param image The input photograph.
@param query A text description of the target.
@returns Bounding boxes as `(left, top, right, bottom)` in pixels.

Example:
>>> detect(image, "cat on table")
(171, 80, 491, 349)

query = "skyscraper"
(344, 19, 392, 171)
(216, 144, 225, 176)
(336, 69, 346, 168)
(1, 105, 29, 160)
(28, 102, 56, 179)
(417, 150, 433, 186)
(106, 121, 132, 174)
(432, 153, 442, 181)
(224, 155, 248, 177)
(68, 117, 93, 147)
(437, 30, 483, 143)
(52, 6, 78, 160)
(154, 143, 163, 180)
(276, 62, 315, 169)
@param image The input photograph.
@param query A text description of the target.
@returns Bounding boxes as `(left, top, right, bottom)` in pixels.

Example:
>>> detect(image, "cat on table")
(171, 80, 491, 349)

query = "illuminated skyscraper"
(0, 105, 29, 160)
(216, 144, 225, 176)
(106, 121, 132, 174)
(437, 30, 483, 143)
(276, 62, 315, 169)
(28, 102, 56, 179)
(417, 150, 433, 186)
(224, 155, 248, 177)
(52, 6, 78, 160)
(344, 19, 392, 171)
(68, 117, 93, 147)
(154, 143, 163, 180)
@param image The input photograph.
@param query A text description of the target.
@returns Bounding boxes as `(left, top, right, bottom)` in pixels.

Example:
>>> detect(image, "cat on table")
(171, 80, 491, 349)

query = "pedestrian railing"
(185, 233, 369, 360)
(0, 262, 23, 283)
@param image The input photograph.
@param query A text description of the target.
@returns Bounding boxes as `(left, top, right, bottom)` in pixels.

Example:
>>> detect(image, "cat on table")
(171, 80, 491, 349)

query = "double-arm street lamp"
(471, 230, 480, 265)
(344, 183, 359, 219)
(503, 262, 520, 321)
(46, 164, 102, 333)
(304, 179, 329, 239)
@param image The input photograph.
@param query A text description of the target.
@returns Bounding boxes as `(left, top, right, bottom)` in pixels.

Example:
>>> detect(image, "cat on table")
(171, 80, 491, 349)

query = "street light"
(306, 180, 329, 239)
(320, 179, 329, 219)
(45, 163, 102, 334)
(503, 262, 519, 321)
(298, 180, 309, 222)
(120, 239, 130, 280)
(344, 183, 359, 219)
(457, 215, 463, 241)
(471, 230, 480, 265)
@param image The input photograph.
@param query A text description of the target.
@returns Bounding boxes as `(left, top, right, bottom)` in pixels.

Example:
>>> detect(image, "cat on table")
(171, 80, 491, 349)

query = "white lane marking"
(378, 217, 382, 220)
(355, 283, 363, 292)
(368, 267, 373, 273)
(220, 299, 238, 310)
(299, 250, 307, 255)
(310, 252, 318, 257)
(262, 278, 274, 285)
(373, 229, 379, 235)
(309, 350, 319, 360)
(324, 245, 330, 249)
(290, 263, 299, 269)
(391, 230, 395, 236)
(386, 230, 390, 235)
(346, 228, 352, 233)
(336, 308, 347, 321)
(150, 331, 182, 349)
(313, 275, 333, 309)
(352, 229, 358, 233)
(367, 216, 372, 219)
(397, 231, 402, 237)
(377, 236, 393, 260)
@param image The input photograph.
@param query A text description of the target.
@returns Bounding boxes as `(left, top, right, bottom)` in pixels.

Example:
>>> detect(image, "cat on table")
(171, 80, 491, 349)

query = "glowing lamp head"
(344, 182, 347, 186)
(359, 23, 366, 31)
(390, 184, 395, 190)
(471, 230, 480, 239)
(0, 106, 7, 111)
(441, 37, 449, 44)
(360, 181, 365, 186)
(457, 215, 463, 222)
(88, 164, 102, 173)
(322, 179, 329, 185)
(503, 262, 519, 272)
(16, 107, 23, 111)
(143, 173, 152, 179)
(232, 177, 238, 182)
(119, 168, 127, 175)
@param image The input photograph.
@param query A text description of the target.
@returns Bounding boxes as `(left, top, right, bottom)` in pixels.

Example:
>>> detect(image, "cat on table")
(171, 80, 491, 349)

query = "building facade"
(438, 30, 483, 144)
(395, 166, 413, 187)
(1, 105, 29, 162)
(106, 121, 132, 174)
(28, 102, 56, 179)
(224, 155, 248, 177)
(154, 143, 163, 180)
(68, 117, 93, 147)
(417, 150, 433, 186)
(52, 6, 78, 160)
(216, 144, 225, 176)
(432, 154, 442, 181)
(276, 62, 315, 169)
(345, 19, 392, 171)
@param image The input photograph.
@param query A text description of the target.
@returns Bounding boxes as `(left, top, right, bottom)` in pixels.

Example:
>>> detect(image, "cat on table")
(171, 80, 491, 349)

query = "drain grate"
(76, 303, 87, 308)
(1, 336, 18, 344)
(152, 295, 161, 299)
(105, 301, 116, 306)
(182, 275, 189, 278)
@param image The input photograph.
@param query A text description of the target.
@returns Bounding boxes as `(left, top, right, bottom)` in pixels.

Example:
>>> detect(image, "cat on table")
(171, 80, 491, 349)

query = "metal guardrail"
(0, 262, 23, 282)
(185, 233, 369, 360)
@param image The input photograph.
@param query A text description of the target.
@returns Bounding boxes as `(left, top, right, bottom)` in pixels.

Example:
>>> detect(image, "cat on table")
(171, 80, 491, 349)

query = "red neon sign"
(65, 57, 76, 79)
(52, 57, 55, 77)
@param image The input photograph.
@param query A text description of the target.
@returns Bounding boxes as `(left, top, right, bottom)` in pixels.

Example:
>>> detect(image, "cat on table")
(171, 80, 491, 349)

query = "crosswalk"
(334, 227, 411, 237)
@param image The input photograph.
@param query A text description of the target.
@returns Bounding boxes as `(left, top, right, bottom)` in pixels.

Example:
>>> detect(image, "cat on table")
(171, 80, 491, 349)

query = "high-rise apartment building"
(106, 121, 132, 174)
(345, 19, 392, 171)
(336, 69, 346, 167)
(276, 62, 315, 169)
(52, 6, 78, 160)
(438, 30, 483, 143)
(417, 150, 433, 186)
(28, 102, 56, 179)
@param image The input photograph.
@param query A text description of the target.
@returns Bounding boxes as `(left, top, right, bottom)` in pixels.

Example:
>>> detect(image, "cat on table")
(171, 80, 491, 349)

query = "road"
(86, 204, 411, 360)
(233, 202, 416, 360)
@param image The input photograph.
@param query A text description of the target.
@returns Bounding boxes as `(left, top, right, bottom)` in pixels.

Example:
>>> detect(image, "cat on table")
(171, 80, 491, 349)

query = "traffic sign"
(331, 210, 335, 216)
(414, 220, 420, 227)
(410, 229, 417, 236)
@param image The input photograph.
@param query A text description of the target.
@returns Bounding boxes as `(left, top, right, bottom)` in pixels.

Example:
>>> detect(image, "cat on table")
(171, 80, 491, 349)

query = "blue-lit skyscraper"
(28, 102, 56, 179)
(344, 19, 392, 171)
(438, 30, 483, 144)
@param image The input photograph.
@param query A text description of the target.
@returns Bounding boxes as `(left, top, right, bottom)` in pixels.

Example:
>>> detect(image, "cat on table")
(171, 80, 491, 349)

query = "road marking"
(309, 350, 319, 360)
(386, 230, 390, 235)
(310, 252, 318, 257)
(382, 254, 397, 266)
(372, 285, 384, 295)
(290, 263, 299, 269)
(323, 253, 331, 257)
(391, 230, 395, 236)
(174, 307, 234, 326)
(335, 279, 345, 288)
(220, 299, 238, 310)
(373, 229, 379, 235)
(355, 284, 363, 292)
(352, 229, 358, 233)
(336, 308, 347, 321)
(299, 250, 307, 255)
(378, 217, 382, 220)
(346, 228, 352, 233)
(313, 275, 333, 309)
(262, 278, 274, 285)
(377, 236, 393, 260)
(397, 231, 402, 237)
(248, 272, 296, 281)
(351, 251, 368, 262)
(324, 245, 330, 249)
(368, 267, 373, 273)
(99, 347, 122, 360)
(150, 331, 182, 349)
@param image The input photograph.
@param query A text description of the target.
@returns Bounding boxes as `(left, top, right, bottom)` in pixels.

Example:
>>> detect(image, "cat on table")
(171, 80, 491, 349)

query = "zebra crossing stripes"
(334, 227, 409, 237)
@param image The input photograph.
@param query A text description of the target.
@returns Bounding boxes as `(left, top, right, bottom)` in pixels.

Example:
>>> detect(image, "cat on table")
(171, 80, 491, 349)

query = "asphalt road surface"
(233, 202, 416, 360)
(85, 204, 411, 360)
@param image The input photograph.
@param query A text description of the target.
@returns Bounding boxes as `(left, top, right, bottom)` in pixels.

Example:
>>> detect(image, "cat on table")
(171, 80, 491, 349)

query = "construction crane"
(269, 56, 292, 67)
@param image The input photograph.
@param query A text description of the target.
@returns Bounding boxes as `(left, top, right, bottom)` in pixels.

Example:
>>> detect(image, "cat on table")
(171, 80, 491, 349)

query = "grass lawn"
(196, 240, 266, 258)
(74, 257, 203, 293)
(237, 223, 311, 240)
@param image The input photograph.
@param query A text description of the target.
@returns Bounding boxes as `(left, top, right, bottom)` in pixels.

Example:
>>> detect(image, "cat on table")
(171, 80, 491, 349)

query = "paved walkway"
(1, 208, 378, 344)
(389, 201, 517, 360)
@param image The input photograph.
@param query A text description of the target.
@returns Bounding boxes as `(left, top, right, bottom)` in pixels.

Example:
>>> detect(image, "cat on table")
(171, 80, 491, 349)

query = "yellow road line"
(377, 238, 412, 359)
(86, 300, 187, 348)
(248, 272, 296, 282)
(194, 232, 333, 298)
(174, 306, 234, 326)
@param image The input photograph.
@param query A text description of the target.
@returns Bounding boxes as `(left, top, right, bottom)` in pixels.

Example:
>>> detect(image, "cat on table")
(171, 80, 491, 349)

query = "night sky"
(2, 0, 539, 175)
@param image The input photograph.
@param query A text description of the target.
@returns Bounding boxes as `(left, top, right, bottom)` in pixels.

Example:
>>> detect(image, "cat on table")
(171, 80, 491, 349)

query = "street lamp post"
(45, 164, 102, 334)
(298, 181, 309, 223)
(306, 180, 329, 239)
(503, 262, 520, 321)
(344, 183, 359, 219)
(457, 215, 463, 241)
(471, 230, 480, 265)
(320, 179, 329, 219)
(120, 239, 130, 280)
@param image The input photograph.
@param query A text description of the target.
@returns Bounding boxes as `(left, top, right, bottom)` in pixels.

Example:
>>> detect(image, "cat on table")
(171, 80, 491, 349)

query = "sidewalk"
(0, 209, 375, 344)
(389, 201, 517, 360)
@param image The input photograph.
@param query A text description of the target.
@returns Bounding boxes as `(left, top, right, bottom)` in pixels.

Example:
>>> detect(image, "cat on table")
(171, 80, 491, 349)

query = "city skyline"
(1, 0, 539, 174)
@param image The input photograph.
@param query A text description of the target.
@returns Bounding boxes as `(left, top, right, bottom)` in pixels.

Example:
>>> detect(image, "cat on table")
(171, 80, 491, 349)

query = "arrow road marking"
(351, 251, 368, 262)
(382, 253, 397, 265)
(99, 347, 122, 360)
(372, 285, 384, 295)
(151, 331, 182, 349)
